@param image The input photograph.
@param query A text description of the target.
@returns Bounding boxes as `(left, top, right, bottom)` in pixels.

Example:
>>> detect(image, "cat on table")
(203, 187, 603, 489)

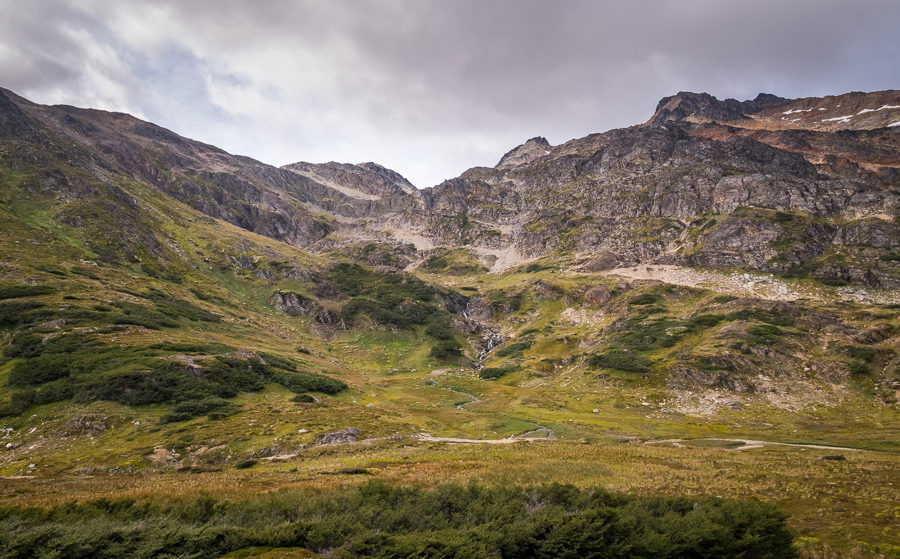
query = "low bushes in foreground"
(0, 482, 794, 558)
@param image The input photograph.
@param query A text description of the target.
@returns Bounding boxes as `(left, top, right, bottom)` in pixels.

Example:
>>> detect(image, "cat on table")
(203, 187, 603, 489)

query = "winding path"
(644, 437, 871, 452)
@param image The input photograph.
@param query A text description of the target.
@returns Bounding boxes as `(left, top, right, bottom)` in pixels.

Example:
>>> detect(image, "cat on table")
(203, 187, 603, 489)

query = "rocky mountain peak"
(495, 136, 553, 169)
(355, 162, 417, 193)
(648, 89, 900, 132)
(282, 160, 415, 199)
(647, 91, 748, 125)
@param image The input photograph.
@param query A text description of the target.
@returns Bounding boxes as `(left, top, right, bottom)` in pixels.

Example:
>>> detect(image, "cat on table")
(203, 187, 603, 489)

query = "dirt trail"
(415, 434, 551, 444)
(258, 434, 875, 458)
(516, 426, 556, 440)
(645, 437, 871, 452)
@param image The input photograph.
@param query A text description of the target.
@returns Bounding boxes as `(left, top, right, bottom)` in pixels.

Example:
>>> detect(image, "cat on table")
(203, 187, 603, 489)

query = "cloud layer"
(2, 0, 898, 187)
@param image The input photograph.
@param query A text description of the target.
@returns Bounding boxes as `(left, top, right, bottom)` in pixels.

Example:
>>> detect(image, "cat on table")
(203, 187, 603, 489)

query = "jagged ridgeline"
(0, 86, 898, 555)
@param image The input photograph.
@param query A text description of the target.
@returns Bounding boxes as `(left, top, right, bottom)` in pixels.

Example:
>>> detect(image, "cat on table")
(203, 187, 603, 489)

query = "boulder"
(316, 427, 360, 445)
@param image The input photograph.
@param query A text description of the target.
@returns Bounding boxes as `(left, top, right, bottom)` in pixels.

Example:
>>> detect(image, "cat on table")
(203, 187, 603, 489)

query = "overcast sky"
(2, 1, 899, 187)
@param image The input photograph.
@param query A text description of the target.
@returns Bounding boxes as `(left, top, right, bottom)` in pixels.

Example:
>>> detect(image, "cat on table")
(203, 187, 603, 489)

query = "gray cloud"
(1, 0, 898, 187)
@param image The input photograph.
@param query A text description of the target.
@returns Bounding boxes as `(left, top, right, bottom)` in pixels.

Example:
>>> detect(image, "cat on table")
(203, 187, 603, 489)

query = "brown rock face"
(496, 137, 553, 169)
(583, 286, 611, 307)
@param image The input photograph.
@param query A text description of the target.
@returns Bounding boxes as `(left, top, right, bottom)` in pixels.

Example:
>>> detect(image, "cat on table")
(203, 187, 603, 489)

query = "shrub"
(430, 339, 463, 360)
(0, 284, 55, 300)
(150, 342, 235, 354)
(70, 266, 100, 279)
(629, 293, 660, 305)
(687, 314, 725, 328)
(272, 371, 346, 395)
(259, 351, 297, 371)
(0, 390, 36, 417)
(844, 345, 876, 363)
(0, 482, 796, 558)
(589, 349, 652, 373)
(424, 317, 456, 340)
(111, 302, 178, 329)
(0, 300, 44, 326)
(746, 324, 783, 345)
(524, 262, 550, 273)
(479, 365, 519, 380)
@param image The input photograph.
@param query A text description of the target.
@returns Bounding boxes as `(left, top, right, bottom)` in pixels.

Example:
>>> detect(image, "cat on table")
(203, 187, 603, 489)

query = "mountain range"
(0, 86, 898, 555)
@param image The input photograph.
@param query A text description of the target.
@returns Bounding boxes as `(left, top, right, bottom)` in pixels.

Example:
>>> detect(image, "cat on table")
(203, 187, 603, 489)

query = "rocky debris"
(559, 308, 605, 327)
(188, 444, 228, 466)
(316, 427, 360, 445)
(465, 297, 493, 322)
(62, 413, 108, 436)
(580, 252, 620, 272)
(270, 291, 317, 317)
(147, 446, 181, 466)
(583, 286, 611, 306)
(668, 363, 754, 393)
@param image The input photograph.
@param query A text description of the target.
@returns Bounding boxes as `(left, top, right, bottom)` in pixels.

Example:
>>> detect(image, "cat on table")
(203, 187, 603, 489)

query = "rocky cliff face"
(647, 89, 900, 132)
(357, 90, 899, 287)
(1, 86, 897, 287)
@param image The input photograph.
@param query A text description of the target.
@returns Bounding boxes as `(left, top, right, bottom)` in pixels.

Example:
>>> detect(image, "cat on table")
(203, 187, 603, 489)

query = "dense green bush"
(0, 284, 55, 300)
(0, 390, 36, 418)
(0, 301, 45, 327)
(849, 361, 871, 376)
(727, 308, 794, 327)
(589, 349, 653, 373)
(272, 371, 346, 395)
(629, 293, 661, 305)
(479, 365, 520, 380)
(843, 345, 876, 363)
(0, 482, 795, 558)
(746, 324, 783, 346)
(687, 314, 725, 328)
(150, 342, 235, 354)
(160, 397, 239, 423)
(425, 317, 456, 340)
(111, 301, 178, 329)
(145, 290, 221, 323)
(430, 339, 463, 360)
